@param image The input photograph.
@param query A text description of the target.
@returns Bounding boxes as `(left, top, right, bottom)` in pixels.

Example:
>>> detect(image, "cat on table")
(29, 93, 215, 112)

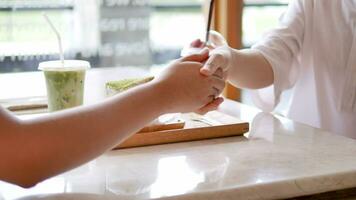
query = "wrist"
(147, 80, 176, 114)
(225, 47, 238, 80)
(228, 47, 239, 68)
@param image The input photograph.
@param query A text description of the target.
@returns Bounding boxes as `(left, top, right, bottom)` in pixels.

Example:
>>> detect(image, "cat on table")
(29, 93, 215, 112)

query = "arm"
(191, 36, 274, 90)
(227, 48, 274, 89)
(195, 0, 305, 91)
(0, 50, 226, 188)
(0, 81, 167, 188)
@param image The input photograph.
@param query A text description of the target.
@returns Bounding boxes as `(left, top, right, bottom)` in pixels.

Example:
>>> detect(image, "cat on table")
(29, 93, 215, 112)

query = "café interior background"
(0, 0, 288, 103)
(0, 0, 290, 71)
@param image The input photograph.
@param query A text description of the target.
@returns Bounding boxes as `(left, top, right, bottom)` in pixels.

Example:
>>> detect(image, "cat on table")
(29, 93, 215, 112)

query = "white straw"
(43, 13, 65, 67)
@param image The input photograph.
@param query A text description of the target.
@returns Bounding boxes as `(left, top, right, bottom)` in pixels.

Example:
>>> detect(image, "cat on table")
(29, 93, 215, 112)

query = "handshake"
(154, 31, 233, 114)
(107, 31, 233, 115)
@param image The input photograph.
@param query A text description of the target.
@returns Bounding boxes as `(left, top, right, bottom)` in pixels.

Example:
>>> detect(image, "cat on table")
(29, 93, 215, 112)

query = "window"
(241, 0, 289, 108)
(0, 0, 205, 73)
(0, 0, 75, 72)
(243, 0, 288, 47)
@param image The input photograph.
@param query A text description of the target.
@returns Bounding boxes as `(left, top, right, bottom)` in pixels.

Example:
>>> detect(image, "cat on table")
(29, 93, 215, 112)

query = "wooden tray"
(1, 96, 48, 115)
(114, 111, 249, 149)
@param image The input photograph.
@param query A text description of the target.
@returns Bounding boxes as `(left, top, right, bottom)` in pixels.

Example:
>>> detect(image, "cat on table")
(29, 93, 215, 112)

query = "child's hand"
(190, 31, 232, 80)
(154, 48, 226, 113)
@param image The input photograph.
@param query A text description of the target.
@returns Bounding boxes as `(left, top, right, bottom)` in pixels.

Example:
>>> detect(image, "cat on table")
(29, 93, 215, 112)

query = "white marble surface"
(1, 99, 356, 200)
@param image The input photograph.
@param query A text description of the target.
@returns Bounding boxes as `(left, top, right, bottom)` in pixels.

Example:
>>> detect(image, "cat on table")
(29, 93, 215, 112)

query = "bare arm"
(0, 50, 226, 188)
(197, 0, 305, 91)
(227, 48, 274, 89)
(0, 81, 166, 188)
(191, 37, 274, 90)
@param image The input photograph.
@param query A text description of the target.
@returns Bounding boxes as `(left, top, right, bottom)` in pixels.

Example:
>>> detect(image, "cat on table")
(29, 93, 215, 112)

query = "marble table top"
(1, 99, 356, 200)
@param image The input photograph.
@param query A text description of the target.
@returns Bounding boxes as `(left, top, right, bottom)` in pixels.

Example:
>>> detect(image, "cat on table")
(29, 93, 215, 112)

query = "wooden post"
(213, 0, 243, 101)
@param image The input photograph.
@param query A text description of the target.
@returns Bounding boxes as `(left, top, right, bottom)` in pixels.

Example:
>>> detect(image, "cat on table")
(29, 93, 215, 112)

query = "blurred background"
(0, 0, 290, 109)
(0, 0, 288, 72)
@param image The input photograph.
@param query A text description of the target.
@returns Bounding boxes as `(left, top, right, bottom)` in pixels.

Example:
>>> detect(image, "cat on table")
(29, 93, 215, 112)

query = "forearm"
(1, 81, 168, 187)
(228, 49, 274, 89)
(0, 50, 219, 188)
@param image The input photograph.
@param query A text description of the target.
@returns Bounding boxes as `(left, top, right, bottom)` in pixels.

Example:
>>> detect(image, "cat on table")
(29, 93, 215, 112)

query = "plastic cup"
(38, 60, 91, 112)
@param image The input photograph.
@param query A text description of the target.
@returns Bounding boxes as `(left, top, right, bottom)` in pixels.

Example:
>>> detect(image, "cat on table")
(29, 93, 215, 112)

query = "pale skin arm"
(226, 49, 274, 89)
(191, 37, 274, 90)
(0, 50, 225, 188)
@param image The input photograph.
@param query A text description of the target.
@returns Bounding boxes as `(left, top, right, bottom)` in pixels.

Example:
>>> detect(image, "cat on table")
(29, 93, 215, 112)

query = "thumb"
(180, 48, 209, 62)
(200, 53, 223, 76)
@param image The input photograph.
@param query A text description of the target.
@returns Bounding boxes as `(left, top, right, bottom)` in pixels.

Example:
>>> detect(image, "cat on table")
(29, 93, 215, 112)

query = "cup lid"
(38, 60, 91, 71)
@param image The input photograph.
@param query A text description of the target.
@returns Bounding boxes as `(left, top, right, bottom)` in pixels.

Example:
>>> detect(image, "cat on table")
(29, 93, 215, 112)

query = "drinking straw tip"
(42, 13, 65, 66)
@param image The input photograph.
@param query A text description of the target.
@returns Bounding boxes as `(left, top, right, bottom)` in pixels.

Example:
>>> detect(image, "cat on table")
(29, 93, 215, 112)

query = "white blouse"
(251, 0, 356, 139)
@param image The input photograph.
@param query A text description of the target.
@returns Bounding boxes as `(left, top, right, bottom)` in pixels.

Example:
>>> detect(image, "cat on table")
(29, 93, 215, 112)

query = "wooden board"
(138, 121, 185, 133)
(1, 96, 48, 115)
(114, 111, 249, 149)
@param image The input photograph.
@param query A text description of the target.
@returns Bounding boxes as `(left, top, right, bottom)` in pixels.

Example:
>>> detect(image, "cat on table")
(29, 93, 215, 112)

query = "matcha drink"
(105, 76, 154, 96)
(39, 60, 90, 112)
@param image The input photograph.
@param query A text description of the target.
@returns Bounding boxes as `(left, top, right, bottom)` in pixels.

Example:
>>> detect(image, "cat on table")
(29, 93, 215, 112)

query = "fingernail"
(214, 98, 224, 105)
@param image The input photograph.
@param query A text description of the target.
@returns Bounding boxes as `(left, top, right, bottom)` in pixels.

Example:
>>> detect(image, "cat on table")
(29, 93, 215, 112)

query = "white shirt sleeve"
(251, 0, 305, 112)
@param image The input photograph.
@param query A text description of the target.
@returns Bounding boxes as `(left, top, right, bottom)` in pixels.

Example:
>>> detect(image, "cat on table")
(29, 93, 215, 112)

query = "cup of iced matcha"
(39, 60, 90, 112)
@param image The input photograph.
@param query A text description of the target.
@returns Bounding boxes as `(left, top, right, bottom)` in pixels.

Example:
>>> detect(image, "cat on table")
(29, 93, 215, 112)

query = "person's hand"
(154, 48, 225, 114)
(189, 31, 232, 80)
(195, 67, 224, 115)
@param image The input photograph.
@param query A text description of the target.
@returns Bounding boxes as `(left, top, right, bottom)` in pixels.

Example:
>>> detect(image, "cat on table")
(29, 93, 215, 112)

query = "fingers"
(207, 78, 225, 105)
(216, 69, 228, 81)
(210, 87, 219, 98)
(190, 39, 205, 48)
(196, 97, 224, 115)
(222, 71, 228, 80)
(189, 32, 227, 50)
(202, 76, 225, 100)
(200, 53, 227, 76)
(189, 39, 214, 49)
(208, 30, 228, 47)
(212, 68, 223, 79)
(180, 48, 209, 63)
(210, 76, 226, 94)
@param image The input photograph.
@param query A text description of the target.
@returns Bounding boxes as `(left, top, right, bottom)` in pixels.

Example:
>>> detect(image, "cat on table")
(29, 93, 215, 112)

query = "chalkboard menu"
(99, 0, 151, 67)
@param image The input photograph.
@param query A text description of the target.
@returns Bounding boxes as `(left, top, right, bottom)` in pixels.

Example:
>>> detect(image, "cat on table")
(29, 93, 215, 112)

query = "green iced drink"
(39, 60, 90, 112)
